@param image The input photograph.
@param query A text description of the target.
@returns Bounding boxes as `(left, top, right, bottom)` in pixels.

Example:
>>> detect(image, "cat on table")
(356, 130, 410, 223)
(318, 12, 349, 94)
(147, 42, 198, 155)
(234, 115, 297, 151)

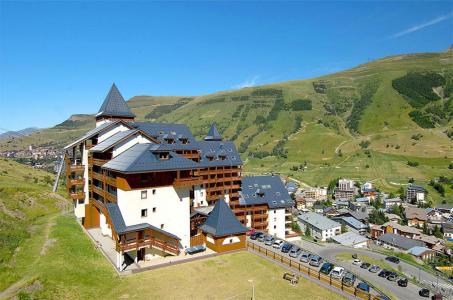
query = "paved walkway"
(86, 228, 216, 274)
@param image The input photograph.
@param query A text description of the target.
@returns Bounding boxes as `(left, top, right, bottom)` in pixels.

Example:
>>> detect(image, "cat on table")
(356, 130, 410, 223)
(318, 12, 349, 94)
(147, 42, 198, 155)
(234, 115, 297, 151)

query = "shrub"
(407, 161, 419, 167)
(359, 140, 370, 149)
(291, 99, 312, 111)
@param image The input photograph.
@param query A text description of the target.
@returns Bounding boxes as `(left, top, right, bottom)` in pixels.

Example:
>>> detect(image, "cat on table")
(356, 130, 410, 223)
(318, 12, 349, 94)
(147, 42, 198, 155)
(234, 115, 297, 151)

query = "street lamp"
(248, 279, 255, 300)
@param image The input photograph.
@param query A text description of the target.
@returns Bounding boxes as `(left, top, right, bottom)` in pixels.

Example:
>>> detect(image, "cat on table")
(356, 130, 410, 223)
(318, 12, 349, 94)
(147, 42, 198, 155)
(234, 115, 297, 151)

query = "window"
(229, 239, 233, 243)
(141, 190, 147, 199)
(200, 191, 203, 196)
(274, 225, 277, 229)
(274, 210, 276, 214)
(152, 207, 156, 213)
(274, 217, 277, 222)
(160, 224, 164, 229)
(141, 209, 148, 218)
(152, 189, 156, 195)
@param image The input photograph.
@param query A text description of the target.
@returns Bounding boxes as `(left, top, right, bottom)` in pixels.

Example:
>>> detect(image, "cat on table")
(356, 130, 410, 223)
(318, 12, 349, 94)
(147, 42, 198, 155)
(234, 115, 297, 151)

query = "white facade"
(117, 186, 191, 249)
(192, 185, 207, 207)
(339, 179, 354, 190)
(112, 134, 151, 158)
(268, 208, 286, 239)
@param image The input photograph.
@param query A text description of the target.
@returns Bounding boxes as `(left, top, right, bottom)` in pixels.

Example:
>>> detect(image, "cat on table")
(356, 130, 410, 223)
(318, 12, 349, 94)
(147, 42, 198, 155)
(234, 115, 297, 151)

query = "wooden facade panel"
(83, 204, 100, 229)
(205, 234, 246, 253)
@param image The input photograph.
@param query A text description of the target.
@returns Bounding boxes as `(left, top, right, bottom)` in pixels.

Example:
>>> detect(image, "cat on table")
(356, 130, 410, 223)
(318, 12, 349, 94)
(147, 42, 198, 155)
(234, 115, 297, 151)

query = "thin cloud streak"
(232, 75, 260, 89)
(390, 11, 453, 39)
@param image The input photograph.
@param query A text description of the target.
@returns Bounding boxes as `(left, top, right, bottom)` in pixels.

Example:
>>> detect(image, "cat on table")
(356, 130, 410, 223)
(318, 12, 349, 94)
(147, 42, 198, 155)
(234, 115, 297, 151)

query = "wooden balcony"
(119, 237, 179, 255)
(69, 164, 85, 173)
(195, 167, 241, 176)
(92, 172, 103, 182)
(69, 191, 85, 200)
(105, 176, 116, 187)
(69, 178, 85, 186)
(88, 157, 109, 166)
(173, 177, 203, 187)
(253, 221, 268, 228)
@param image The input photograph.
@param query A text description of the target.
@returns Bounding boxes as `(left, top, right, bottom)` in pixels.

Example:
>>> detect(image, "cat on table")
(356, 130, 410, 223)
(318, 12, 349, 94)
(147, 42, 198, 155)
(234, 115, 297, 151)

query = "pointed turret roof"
(96, 83, 135, 118)
(204, 123, 222, 141)
(200, 198, 247, 237)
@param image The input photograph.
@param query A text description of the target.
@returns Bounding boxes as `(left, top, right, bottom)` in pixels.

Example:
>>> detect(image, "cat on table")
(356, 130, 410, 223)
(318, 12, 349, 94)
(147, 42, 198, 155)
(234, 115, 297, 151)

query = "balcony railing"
(69, 178, 85, 186)
(69, 191, 85, 200)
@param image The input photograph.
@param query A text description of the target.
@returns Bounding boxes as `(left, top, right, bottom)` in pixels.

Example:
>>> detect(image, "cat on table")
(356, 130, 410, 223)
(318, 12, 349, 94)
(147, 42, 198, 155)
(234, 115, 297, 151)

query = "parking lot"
(248, 234, 445, 300)
(248, 235, 382, 299)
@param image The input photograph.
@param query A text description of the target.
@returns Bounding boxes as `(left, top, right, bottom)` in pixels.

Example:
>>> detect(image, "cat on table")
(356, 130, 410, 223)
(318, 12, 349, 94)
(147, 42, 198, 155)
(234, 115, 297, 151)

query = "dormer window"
(165, 138, 174, 144)
(159, 152, 169, 160)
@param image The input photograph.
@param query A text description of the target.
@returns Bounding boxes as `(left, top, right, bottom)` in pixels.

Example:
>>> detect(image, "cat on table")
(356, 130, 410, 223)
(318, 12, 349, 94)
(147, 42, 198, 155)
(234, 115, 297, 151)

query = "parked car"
(309, 255, 323, 267)
(419, 288, 430, 297)
(378, 269, 391, 278)
(185, 245, 206, 255)
(320, 262, 335, 275)
(289, 246, 302, 258)
(369, 265, 381, 273)
(258, 233, 267, 242)
(246, 228, 256, 236)
(273, 239, 284, 249)
(385, 256, 400, 264)
(299, 252, 312, 263)
(342, 272, 356, 286)
(264, 235, 275, 246)
(281, 242, 293, 253)
(352, 258, 362, 265)
(356, 282, 370, 293)
(360, 262, 371, 269)
(330, 266, 344, 279)
(387, 272, 398, 281)
(250, 232, 261, 240)
(397, 277, 408, 287)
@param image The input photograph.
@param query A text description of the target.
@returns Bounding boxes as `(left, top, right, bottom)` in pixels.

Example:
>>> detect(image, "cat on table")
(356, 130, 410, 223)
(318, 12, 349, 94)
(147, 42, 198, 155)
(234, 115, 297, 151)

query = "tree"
(341, 223, 348, 234)
(422, 222, 429, 234)
(432, 225, 443, 239)
(368, 210, 388, 225)
(305, 226, 311, 237)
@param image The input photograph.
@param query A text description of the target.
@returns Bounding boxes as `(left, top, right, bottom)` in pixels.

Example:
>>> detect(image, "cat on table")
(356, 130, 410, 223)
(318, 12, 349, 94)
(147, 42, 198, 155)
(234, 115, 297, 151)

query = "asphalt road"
(248, 236, 452, 300)
(293, 240, 453, 300)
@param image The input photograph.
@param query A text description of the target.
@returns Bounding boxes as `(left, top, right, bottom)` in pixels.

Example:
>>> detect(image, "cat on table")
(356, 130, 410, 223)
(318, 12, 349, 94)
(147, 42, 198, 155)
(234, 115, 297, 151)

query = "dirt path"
(0, 215, 56, 299)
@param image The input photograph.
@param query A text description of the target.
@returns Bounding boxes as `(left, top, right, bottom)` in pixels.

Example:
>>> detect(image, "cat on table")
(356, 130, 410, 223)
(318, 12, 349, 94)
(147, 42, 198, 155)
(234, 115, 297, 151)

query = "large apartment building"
(63, 84, 294, 269)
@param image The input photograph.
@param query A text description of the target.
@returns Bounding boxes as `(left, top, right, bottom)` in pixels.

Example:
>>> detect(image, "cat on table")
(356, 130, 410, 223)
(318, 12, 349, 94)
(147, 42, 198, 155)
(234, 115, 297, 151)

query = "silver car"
(299, 252, 312, 263)
(264, 235, 275, 246)
(309, 255, 323, 267)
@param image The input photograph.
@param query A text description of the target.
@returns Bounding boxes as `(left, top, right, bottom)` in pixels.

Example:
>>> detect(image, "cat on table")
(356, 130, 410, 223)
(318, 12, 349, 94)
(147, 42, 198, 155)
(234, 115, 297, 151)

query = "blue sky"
(0, 1, 452, 131)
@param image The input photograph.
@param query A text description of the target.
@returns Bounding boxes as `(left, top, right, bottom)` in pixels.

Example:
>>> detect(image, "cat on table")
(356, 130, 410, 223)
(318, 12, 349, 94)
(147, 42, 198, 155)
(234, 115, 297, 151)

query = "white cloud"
(390, 11, 453, 39)
(232, 75, 260, 89)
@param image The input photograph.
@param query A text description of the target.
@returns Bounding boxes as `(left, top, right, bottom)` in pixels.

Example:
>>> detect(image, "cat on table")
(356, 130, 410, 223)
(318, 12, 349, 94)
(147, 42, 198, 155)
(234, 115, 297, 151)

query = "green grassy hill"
(1, 51, 452, 203)
(0, 159, 69, 291)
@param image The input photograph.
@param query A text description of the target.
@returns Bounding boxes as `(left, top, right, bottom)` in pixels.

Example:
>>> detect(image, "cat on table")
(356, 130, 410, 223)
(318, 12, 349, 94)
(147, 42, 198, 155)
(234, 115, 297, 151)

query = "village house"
(405, 206, 428, 227)
(442, 222, 453, 240)
(332, 216, 368, 235)
(407, 246, 435, 261)
(303, 187, 327, 201)
(382, 197, 402, 211)
(334, 179, 356, 200)
(406, 184, 426, 203)
(62, 84, 294, 270)
(331, 231, 369, 249)
(377, 233, 425, 251)
(298, 212, 341, 241)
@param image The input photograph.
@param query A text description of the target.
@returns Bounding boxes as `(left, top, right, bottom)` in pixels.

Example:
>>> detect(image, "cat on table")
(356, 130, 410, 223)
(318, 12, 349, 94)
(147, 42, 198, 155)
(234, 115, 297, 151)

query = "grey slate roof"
(337, 216, 368, 230)
(90, 129, 138, 152)
(200, 198, 247, 237)
(331, 231, 368, 246)
(96, 84, 135, 118)
(102, 143, 199, 173)
(129, 122, 195, 144)
(204, 123, 222, 141)
(298, 212, 341, 231)
(106, 203, 180, 239)
(239, 175, 294, 209)
(377, 233, 425, 250)
(197, 141, 242, 168)
(64, 121, 120, 149)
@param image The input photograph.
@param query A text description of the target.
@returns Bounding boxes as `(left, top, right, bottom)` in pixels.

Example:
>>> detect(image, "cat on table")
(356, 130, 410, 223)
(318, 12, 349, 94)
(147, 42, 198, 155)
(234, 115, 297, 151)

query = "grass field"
(4, 214, 346, 299)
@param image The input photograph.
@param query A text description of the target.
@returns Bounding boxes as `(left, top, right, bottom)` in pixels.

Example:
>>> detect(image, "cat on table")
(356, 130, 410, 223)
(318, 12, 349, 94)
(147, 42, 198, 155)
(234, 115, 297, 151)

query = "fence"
(247, 242, 384, 300)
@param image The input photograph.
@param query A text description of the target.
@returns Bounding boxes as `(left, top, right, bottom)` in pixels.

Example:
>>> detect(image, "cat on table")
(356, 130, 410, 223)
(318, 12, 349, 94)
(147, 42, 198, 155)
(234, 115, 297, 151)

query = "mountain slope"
(1, 51, 452, 203)
(0, 127, 39, 140)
